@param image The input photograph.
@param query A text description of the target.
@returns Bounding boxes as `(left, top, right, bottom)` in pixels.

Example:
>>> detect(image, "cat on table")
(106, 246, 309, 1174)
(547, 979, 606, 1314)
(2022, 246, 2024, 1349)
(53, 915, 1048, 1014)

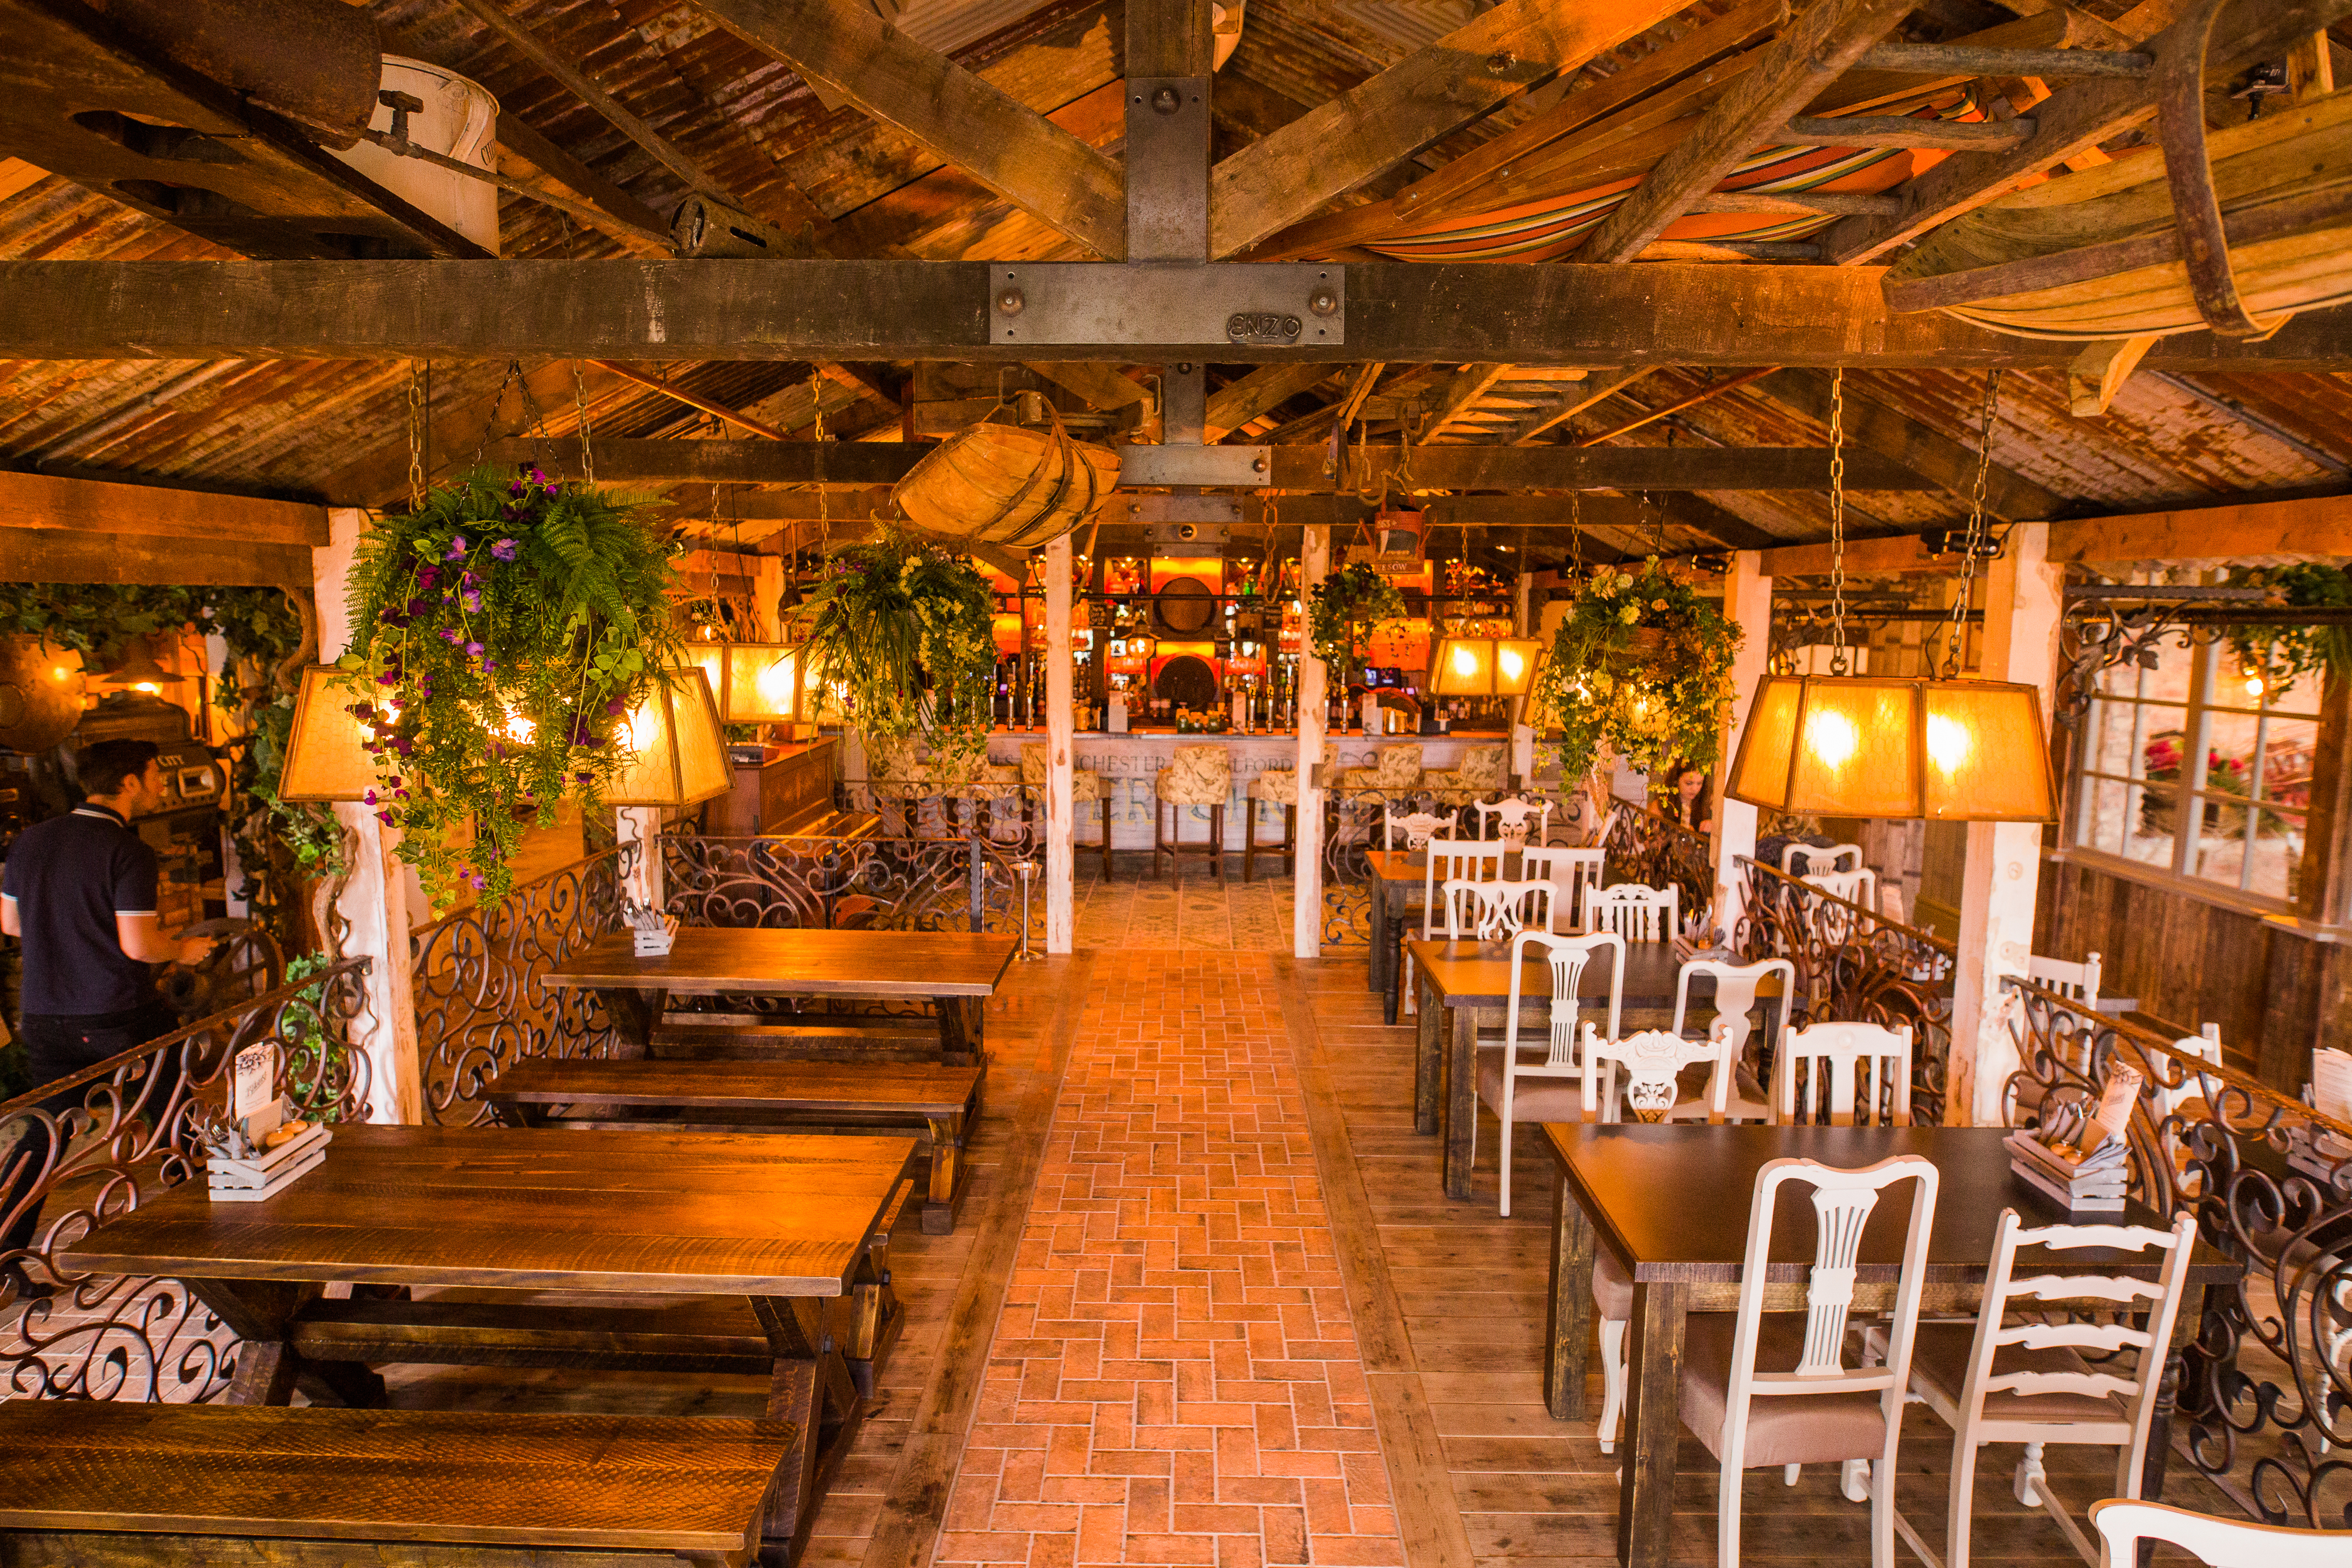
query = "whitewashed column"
(1712, 551, 1773, 936)
(316, 507, 423, 1125)
(1955, 522, 2062, 1125)
(1044, 533, 1075, 954)
(617, 807, 664, 912)
(1293, 526, 1331, 958)
(1510, 569, 1537, 787)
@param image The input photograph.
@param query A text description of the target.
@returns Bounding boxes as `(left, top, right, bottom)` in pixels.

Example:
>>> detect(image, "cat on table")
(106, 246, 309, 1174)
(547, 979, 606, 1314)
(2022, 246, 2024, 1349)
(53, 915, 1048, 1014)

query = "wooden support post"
(617, 807, 665, 912)
(1511, 569, 1537, 787)
(1953, 522, 2062, 1126)
(315, 508, 422, 1126)
(1045, 534, 1075, 954)
(1713, 550, 1773, 935)
(1294, 526, 1331, 959)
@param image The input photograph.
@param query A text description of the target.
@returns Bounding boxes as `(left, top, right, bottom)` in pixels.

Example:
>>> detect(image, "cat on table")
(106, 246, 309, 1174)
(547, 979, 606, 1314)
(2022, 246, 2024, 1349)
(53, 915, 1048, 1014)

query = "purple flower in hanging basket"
(575, 770, 593, 784)
(460, 590, 482, 613)
(445, 535, 470, 560)
(491, 538, 518, 561)
(417, 565, 440, 589)
(376, 810, 396, 825)
(363, 788, 377, 806)
(467, 871, 488, 891)
(605, 697, 626, 716)
(404, 597, 429, 618)
(392, 736, 414, 757)
(438, 627, 461, 644)
(465, 640, 485, 658)
(376, 671, 401, 686)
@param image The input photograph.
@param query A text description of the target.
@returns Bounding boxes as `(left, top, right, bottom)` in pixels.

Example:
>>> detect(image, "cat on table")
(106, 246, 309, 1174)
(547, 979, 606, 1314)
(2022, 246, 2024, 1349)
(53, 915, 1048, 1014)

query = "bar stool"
(1426, 744, 1508, 805)
(1020, 743, 1114, 878)
(1243, 742, 1335, 882)
(1154, 743, 1232, 881)
(1339, 742, 1423, 800)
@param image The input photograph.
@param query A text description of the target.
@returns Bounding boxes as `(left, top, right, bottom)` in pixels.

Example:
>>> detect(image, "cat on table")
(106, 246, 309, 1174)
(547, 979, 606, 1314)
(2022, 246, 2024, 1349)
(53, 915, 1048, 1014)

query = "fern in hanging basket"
(2223, 563, 2352, 694)
(797, 531, 997, 770)
(1307, 562, 1408, 674)
(341, 466, 681, 906)
(1533, 558, 1742, 786)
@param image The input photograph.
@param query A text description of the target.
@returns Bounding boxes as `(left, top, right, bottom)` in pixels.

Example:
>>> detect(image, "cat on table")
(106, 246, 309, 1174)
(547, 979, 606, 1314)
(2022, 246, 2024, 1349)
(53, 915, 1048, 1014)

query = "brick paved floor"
(934, 951, 1407, 1568)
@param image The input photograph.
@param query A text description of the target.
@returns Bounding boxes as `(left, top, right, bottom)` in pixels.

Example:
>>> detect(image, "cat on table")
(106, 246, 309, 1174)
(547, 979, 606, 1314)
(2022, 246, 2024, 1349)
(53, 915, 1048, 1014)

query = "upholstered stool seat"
(1154, 743, 1232, 881)
(1243, 743, 1335, 882)
(1426, 744, 1509, 806)
(1339, 743, 1424, 800)
(1020, 743, 1115, 877)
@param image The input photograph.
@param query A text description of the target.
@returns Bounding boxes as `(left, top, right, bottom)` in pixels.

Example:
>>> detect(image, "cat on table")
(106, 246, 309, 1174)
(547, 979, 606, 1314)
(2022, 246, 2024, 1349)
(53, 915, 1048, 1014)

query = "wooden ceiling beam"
(1576, 0, 1917, 263)
(1203, 364, 1331, 441)
(696, 0, 1127, 259)
(1818, 0, 2352, 263)
(490, 115, 674, 257)
(1498, 368, 1653, 446)
(1420, 364, 1514, 444)
(1207, 0, 1691, 259)
(1025, 362, 1152, 412)
(1743, 369, 2064, 520)
(0, 469, 327, 546)
(9, 260, 2352, 369)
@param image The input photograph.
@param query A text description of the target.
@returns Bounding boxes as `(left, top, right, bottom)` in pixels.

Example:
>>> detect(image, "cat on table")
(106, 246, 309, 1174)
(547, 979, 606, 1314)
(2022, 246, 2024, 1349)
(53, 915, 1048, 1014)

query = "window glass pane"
(2250, 714, 2318, 809)
(2187, 804, 2304, 900)
(2136, 719, 2193, 791)
(2118, 781, 2179, 868)
(2084, 777, 2133, 857)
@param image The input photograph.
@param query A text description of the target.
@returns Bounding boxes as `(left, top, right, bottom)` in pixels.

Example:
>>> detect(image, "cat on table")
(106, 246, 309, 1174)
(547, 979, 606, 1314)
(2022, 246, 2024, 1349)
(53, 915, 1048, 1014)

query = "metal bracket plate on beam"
(1119, 445, 1274, 488)
(1109, 494, 1244, 524)
(989, 263, 1344, 348)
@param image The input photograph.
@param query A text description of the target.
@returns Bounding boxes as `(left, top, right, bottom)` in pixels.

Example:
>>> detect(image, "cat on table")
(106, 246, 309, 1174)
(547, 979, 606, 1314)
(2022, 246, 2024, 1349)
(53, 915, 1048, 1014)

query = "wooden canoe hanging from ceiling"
(1883, 2, 2352, 340)
(891, 405, 1121, 551)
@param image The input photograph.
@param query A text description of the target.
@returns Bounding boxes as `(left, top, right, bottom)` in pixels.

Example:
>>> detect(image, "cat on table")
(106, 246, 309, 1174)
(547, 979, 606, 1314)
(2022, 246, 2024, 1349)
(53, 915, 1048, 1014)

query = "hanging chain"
(473, 358, 526, 471)
(1942, 367, 2004, 679)
(1569, 489, 1585, 575)
(572, 359, 595, 487)
(405, 360, 428, 512)
(1644, 489, 1666, 560)
(1827, 367, 1849, 674)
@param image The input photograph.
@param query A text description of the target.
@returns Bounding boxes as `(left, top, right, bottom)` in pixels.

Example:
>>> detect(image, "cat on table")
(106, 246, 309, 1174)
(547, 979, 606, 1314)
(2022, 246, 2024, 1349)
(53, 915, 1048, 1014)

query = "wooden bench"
(651, 1008, 955, 1063)
(488, 1058, 979, 1235)
(285, 1179, 916, 1400)
(0, 1400, 800, 1567)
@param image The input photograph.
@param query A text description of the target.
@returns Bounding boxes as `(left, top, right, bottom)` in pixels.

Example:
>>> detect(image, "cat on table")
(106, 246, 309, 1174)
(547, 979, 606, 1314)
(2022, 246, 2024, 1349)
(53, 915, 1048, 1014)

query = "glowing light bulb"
(1805, 708, 1859, 769)
(755, 653, 796, 710)
(2244, 674, 2265, 697)
(132, 681, 159, 694)
(1498, 647, 1526, 683)
(1449, 643, 1480, 678)
(1926, 713, 1971, 774)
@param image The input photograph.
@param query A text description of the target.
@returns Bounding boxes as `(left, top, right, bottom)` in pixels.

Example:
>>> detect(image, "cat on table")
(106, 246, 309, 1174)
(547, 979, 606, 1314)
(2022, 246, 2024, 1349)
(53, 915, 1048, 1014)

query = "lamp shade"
(607, 668, 733, 806)
(1724, 674, 2055, 822)
(721, 643, 801, 724)
(279, 666, 383, 802)
(1432, 635, 1544, 697)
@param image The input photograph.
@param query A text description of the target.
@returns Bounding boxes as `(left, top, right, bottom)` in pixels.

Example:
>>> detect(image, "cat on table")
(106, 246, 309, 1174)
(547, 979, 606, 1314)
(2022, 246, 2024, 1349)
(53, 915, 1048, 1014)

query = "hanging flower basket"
(795, 531, 997, 771)
(1307, 562, 1408, 677)
(340, 466, 681, 905)
(1534, 559, 1742, 787)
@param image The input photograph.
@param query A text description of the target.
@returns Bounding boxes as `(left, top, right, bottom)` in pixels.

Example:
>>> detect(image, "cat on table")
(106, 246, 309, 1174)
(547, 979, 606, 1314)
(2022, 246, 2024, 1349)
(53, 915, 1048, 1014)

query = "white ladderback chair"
(1803, 868, 1879, 942)
(1776, 1021, 1914, 1128)
(1669, 958, 1795, 1123)
(1475, 931, 1625, 1216)
(2027, 950, 2104, 1009)
(1472, 794, 1553, 847)
(1782, 841, 1864, 876)
(1584, 882, 1678, 945)
(1522, 847, 1606, 933)
(1895, 1210, 2200, 1568)
(2089, 1500, 2352, 1568)
(1398, 837, 1511, 1017)
(1686, 1156, 1940, 1568)
(1439, 876, 1556, 943)
(2155, 1022, 2222, 1119)
(1381, 807, 1451, 852)
(1579, 1022, 1735, 1126)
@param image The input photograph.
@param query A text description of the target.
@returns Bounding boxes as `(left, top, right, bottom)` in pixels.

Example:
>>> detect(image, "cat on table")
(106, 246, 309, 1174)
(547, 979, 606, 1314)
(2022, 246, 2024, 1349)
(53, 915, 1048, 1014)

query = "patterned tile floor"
(1069, 856, 1299, 952)
(934, 951, 1406, 1568)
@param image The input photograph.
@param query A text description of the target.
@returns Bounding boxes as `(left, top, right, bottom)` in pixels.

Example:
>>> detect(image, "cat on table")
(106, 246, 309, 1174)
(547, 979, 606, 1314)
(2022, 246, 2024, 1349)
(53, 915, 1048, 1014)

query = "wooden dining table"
(61, 1123, 916, 1563)
(547, 927, 1018, 1061)
(1541, 1122, 2243, 1568)
(1408, 937, 1717, 1199)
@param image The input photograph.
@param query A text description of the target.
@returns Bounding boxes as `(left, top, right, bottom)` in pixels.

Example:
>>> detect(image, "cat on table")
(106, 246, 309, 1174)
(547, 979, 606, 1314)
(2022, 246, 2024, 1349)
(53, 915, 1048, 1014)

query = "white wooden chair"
(1668, 958, 1795, 1123)
(1521, 846, 1605, 932)
(1686, 1155, 1941, 1568)
(1472, 794, 1552, 846)
(1775, 1021, 1914, 1128)
(1782, 841, 1863, 876)
(1473, 930, 1625, 1216)
(2089, 1499, 2352, 1567)
(1584, 882, 1678, 944)
(1438, 875, 1556, 943)
(2027, 950, 2104, 1009)
(1381, 806, 1451, 852)
(1894, 1210, 2200, 1568)
(1802, 868, 1879, 942)
(1399, 837, 1510, 1017)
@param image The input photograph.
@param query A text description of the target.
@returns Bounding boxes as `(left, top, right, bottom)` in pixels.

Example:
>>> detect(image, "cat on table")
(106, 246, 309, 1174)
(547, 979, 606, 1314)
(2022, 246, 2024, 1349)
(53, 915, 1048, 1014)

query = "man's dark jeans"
(2, 1004, 180, 1287)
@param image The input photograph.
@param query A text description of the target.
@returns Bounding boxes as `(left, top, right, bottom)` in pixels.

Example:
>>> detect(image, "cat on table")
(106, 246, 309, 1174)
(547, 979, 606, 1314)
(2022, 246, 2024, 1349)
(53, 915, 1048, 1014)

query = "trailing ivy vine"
(2224, 563, 2352, 694)
(1306, 563, 1408, 674)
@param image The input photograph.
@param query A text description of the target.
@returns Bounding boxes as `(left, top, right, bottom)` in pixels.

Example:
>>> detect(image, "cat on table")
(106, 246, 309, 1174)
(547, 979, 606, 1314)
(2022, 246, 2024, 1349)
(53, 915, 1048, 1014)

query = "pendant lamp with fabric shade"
(608, 667, 733, 807)
(278, 666, 383, 801)
(1722, 368, 2056, 824)
(1431, 634, 1543, 697)
(687, 640, 803, 724)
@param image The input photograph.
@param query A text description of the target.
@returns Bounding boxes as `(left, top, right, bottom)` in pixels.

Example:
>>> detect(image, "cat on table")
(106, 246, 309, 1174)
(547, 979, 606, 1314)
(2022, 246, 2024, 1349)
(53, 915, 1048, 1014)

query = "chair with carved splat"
(2089, 1500, 2352, 1568)
(1470, 931, 1624, 1217)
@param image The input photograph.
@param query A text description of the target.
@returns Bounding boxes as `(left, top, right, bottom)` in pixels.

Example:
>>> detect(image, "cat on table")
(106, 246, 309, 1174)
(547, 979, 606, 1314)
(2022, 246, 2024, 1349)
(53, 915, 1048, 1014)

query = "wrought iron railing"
(660, 832, 1029, 936)
(1996, 980, 2352, 1530)
(1, 958, 372, 1402)
(1730, 857, 1956, 1124)
(410, 848, 630, 1127)
(1602, 799, 1715, 927)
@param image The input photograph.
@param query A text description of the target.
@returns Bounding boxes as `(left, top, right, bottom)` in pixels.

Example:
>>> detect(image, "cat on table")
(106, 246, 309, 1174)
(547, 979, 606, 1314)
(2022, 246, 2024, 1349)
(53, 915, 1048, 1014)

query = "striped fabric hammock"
(1362, 86, 1987, 263)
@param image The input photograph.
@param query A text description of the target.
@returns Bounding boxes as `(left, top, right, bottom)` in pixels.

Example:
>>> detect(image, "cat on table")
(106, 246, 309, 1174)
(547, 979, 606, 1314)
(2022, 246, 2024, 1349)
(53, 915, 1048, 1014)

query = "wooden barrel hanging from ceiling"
(891, 412, 1121, 550)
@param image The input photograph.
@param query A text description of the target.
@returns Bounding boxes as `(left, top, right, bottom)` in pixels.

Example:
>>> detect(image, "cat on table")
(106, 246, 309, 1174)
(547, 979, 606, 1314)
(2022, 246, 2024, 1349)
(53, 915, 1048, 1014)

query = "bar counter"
(984, 729, 1512, 851)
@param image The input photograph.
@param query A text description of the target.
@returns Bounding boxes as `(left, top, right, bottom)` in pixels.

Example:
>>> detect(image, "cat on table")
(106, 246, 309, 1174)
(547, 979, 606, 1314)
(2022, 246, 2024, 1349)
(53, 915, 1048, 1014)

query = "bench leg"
(935, 995, 983, 1064)
(751, 1295, 863, 1567)
(198, 1278, 386, 1409)
(922, 1110, 967, 1234)
(594, 984, 664, 1056)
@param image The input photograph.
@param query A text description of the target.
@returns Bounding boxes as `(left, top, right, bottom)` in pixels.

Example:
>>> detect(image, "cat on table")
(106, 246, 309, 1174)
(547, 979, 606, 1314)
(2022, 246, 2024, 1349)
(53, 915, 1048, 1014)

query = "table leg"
(1368, 884, 1392, 998)
(936, 995, 983, 1064)
(1545, 1164, 1595, 1420)
(1443, 1001, 1478, 1201)
(751, 1294, 864, 1566)
(596, 985, 663, 1055)
(2140, 1280, 2207, 1509)
(195, 1278, 384, 1409)
(1413, 970, 1441, 1136)
(922, 1110, 966, 1234)
(1617, 1279, 1689, 1568)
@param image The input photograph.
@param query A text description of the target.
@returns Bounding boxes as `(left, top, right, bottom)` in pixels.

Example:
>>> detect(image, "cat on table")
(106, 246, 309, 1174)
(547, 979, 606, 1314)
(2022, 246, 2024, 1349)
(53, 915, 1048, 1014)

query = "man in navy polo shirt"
(1, 738, 216, 1298)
